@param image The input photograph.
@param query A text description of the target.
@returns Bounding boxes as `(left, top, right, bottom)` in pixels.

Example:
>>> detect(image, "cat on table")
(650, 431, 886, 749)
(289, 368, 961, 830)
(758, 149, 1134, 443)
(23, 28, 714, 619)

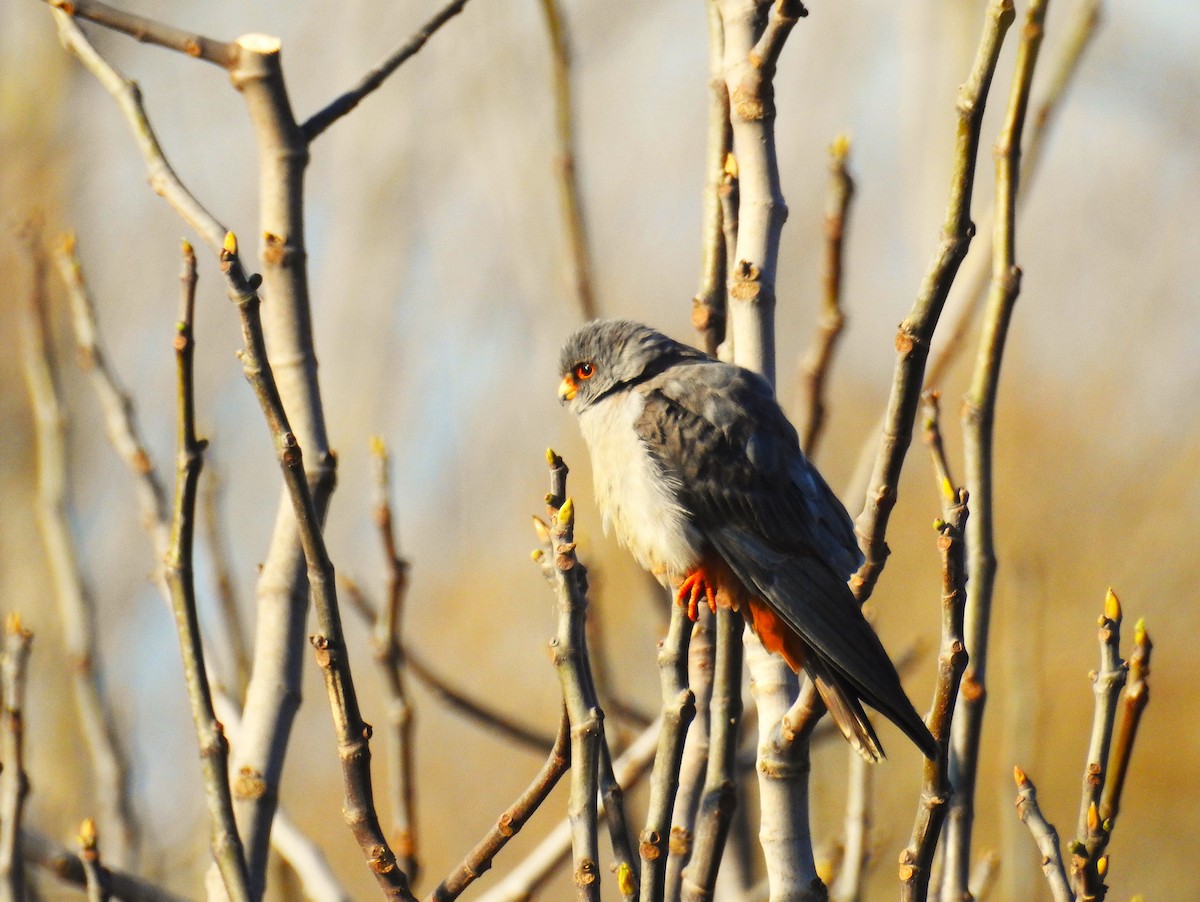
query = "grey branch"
(220, 234, 414, 901)
(301, 0, 477, 141)
(944, 2, 1048, 895)
(163, 241, 253, 902)
(1013, 768, 1072, 902)
(23, 829, 186, 902)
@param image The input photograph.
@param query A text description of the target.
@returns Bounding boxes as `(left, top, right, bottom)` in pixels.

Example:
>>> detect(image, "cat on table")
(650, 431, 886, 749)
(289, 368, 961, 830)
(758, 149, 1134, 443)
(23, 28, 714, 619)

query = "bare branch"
(543, 453, 603, 900)
(301, 0, 476, 142)
(944, 3, 1049, 893)
(369, 440, 420, 881)
(664, 609, 716, 897)
(49, 11, 227, 253)
(797, 135, 854, 460)
(200, 471, 252, 697)
(1076, 590, 1126, 843)
(539, 0, 598, 320)
(851, 0, 1014, 603)
(1013, 768, 1072, 902)
(898, 495, 969, 902)
(920, 391, 958, 513)
(925, 0, 1104, 391)
(429, 710, 571, 902)
(163, 240, 253, 902)
(692, 0, 731, 355)
(45, 0, 236, 65)
(679, 607, 744, 902)
(639, 601, 696, 901)
(220, 233, 415, 901)
(829, 750, 872, 902)
(0, 615, 33, 902)
(1099, 618, 1152, 829)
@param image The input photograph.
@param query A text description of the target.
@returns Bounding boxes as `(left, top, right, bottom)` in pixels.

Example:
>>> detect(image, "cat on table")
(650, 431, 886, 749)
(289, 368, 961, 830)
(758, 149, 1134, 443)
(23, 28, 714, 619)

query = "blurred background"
(2, 0, 1197, 898)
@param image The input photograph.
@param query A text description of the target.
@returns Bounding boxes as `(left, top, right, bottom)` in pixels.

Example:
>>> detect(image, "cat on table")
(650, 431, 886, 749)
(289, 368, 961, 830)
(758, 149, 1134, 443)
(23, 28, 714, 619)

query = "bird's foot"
(676, 569, 717, 621)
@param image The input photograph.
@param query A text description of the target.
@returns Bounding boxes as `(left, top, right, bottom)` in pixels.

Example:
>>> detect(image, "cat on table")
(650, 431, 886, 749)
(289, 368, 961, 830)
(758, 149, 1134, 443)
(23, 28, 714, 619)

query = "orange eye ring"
(574, 362, 595, 380)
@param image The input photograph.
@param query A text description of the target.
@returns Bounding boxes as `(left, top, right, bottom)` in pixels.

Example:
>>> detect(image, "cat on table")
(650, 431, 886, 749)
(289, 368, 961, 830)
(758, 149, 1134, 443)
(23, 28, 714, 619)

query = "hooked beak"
(558, 374, 577, 403)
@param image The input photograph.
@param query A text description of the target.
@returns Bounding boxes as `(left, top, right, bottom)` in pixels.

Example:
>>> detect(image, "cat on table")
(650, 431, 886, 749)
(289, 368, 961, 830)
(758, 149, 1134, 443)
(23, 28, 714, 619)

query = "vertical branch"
(0, 615, 33, 902)
(898, 493, 969, 902)
(664, 609, 715, 901)
(639, 602, 696, 902)
(544, 453, 602, 900)
(24, 237, 139, 869)
(852, 0, 1014, 602)
(539, 0, 597, 320)
(220, 235, 415, 901)
(945, 4, 1048, 894)
(371, 439, 419, 882)
(798, 135, 854, 459)
(1075, 590, 1125, 842)
(163, 241, 253, 902)
(693, 0, 732, 355)
(679, 607, 744, 902)
(718, 0, 806, 385)
(1099, 618, 1152, 829)
(1013, 768, 1072, 902)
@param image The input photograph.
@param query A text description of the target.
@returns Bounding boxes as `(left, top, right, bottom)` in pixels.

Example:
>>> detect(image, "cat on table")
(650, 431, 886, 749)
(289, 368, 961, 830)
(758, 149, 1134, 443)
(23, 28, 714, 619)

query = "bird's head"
(558, 319, 704, 413)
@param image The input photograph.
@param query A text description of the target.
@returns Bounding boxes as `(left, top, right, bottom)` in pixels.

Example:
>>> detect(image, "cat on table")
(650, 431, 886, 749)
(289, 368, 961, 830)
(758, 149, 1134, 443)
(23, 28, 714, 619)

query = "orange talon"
(676, 570, 717, 622)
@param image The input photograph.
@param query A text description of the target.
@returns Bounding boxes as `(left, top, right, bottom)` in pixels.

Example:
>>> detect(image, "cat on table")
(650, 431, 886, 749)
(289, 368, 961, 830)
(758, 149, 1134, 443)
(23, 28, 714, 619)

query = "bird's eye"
(574, 362, 595, 380)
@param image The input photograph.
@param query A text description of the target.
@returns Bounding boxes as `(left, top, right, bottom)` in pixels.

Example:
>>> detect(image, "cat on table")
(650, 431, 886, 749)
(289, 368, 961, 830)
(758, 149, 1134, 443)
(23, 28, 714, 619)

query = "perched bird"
(558, 319, 936, 762)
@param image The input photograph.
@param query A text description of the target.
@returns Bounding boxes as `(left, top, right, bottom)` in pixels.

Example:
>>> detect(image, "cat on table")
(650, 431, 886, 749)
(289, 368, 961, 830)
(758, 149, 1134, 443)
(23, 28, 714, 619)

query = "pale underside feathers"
(560, 319, 936, 762)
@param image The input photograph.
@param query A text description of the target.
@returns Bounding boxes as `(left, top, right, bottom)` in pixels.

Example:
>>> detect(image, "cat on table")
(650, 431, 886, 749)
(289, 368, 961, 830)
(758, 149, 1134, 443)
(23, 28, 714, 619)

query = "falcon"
(558, 319, 936, 762)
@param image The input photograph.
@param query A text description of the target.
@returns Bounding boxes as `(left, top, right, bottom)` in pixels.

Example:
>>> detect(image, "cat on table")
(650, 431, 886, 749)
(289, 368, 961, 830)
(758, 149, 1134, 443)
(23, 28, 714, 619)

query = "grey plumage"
(559, 319, 936, 762)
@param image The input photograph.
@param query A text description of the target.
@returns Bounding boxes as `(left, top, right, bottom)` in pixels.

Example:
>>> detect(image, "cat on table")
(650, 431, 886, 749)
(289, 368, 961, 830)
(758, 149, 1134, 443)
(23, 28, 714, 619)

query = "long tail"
(711, 527, 937, 762)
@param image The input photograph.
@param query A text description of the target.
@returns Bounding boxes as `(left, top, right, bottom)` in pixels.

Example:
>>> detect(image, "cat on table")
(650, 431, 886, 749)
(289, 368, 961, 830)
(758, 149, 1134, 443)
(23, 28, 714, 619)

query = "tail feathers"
(807, 657, 885, 764)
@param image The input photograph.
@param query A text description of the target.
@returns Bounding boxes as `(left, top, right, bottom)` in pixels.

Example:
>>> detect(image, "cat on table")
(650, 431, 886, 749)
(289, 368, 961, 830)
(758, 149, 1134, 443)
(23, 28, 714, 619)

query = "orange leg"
(675, 569, 718, 621)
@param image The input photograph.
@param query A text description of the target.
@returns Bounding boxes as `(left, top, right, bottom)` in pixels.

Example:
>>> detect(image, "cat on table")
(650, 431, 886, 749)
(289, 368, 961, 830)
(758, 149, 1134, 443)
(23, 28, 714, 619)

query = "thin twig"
(1076, 590, 1126, 843)
(49, 12, 227, 253)
(664, 609, 715, 902)
(798, 135, 854, 459)
(163, 240, 252, 902)
(924, 0, 1104, 392)
(21, 234, 138, 870)
(475, 719, 662, 902)
(539, 0, 597, 320)
(1013, 768, 1072, 902)
(301, 0, 476, 141)
(679, 607, 744, 902)
(692, 0, 731, 355)
(23, 829, 186, 902)
(220, 233, 415, 901)
(0, 614, 33, 902)
(920, 391, 958, 513)
(369, 439, 420, 882)
(944, 3, 1048, 894)
(639, 602, 696, 902)
(200, 471, 252, 696)
(343, 577, 560, 754)
(1099, 618, 1152, 829)
(851, 0, 1014, 604)
(898, 494, 969, 902)
(77, 819, 110, 902)
(1067, 590, 1126, 901)
(544, 453, 603, 900)
(45, 0, 235, 65)
(429, 709, 571, 902)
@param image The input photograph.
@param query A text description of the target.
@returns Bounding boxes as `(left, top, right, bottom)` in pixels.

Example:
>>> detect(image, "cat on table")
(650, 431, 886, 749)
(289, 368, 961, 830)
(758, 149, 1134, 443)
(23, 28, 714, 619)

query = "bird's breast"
(578, 391, 701, 579)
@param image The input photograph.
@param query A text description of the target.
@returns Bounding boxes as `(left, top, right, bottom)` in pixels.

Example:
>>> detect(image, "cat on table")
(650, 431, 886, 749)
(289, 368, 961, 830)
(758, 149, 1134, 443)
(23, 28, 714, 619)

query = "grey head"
(558, 319, 707, 413)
